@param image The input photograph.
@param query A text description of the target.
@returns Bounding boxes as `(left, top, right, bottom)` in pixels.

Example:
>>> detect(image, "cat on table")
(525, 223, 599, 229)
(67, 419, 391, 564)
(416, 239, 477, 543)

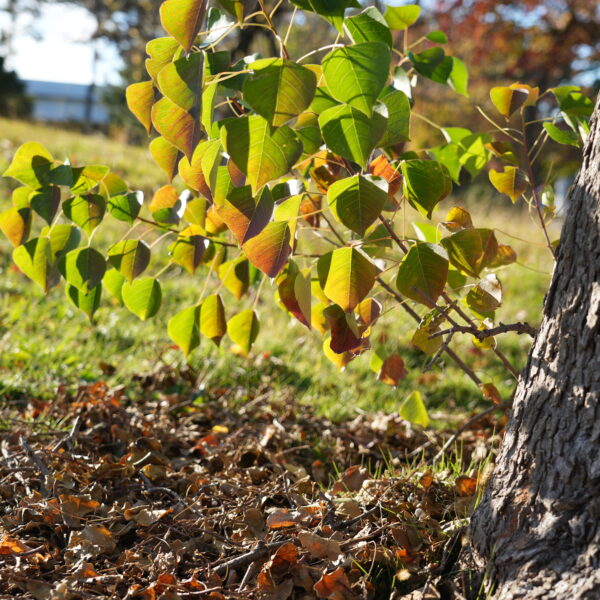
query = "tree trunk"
(469, 95, 600, 598)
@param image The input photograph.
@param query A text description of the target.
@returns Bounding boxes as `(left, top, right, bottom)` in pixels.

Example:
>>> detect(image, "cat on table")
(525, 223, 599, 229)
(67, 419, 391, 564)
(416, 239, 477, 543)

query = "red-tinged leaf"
(480, 382, 502, 404)
(370, 154, 401, 200)
(178, 144, 214, 199)
(149, 136, 179, 182)
(331, 465, 371, 494)
(242, 221, 291, 278)
(378, 353, 406, 386)
(443, 206, 473, 232)
(456, 475, 477, 497)
(151, 96, 200, 160)
(219, 185, 273, 245)
(159, 0, 208, 52)
(266, 509, 297, 530)
(277, 261, 311, 329)
(126, 81, 155, 135)
(490, 244, 517, 267)
(323, 336, 355, 370)
(149, 184, 180, 223)
(0, 207, 31, 247)
(145, 36, 180, 83)
(355, 297, 381, 327)
(323, 304, 363, 354)
(313, 567, 355, 600)
(157, 52, 203, 112)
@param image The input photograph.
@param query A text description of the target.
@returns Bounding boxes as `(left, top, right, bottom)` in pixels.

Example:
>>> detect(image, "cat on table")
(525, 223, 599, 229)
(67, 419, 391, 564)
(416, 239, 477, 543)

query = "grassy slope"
(0, 118, 554, 420)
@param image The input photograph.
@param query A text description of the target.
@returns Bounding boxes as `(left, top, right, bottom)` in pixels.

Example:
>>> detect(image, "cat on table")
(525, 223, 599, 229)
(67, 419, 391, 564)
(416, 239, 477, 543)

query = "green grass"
(0, 119, 555, 420)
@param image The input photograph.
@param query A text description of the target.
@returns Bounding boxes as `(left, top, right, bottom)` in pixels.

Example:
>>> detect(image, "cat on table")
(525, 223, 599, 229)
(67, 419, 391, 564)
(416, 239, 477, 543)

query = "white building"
(23, 80, 109, 125)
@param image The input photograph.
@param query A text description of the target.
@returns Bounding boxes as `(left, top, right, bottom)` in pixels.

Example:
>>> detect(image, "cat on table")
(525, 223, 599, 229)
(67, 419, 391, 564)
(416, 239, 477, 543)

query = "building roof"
(23, 79, 106, 102)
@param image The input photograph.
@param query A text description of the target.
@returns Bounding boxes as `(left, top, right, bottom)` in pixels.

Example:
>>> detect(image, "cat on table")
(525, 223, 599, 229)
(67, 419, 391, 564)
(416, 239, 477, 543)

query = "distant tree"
(0, 55, 31, 118)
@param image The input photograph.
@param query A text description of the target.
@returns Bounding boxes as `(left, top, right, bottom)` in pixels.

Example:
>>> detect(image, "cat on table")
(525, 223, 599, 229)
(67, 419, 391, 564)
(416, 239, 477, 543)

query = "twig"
(429, 321, 537, 341)
(52, 415, 81, 452)
(20, 436, 49, 477)
(432, 402, 510, 463)
(212, 539, 294, 575)
(333, 505, 379, 531)
(0, 545, 44, 561)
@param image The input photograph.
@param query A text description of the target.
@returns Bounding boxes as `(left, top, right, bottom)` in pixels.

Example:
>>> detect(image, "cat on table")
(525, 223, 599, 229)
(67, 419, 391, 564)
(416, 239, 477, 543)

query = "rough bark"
(469, 95, 600, 598)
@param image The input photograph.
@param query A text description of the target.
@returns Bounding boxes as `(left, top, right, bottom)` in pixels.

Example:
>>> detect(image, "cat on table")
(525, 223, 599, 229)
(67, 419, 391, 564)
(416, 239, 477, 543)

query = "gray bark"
(469, 96, 600, 598)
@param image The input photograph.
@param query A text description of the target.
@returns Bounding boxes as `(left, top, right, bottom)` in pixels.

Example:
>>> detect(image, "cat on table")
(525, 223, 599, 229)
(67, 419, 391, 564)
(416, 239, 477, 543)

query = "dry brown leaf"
(299, 531, 342, 560)
(59, 494, 100, 528)
(314, 567, 356, 599)
(378, 353, 407, 386)
(266, 509, 297, 529)
(332, 466, 371, 494)
(455, 475, 477, 497)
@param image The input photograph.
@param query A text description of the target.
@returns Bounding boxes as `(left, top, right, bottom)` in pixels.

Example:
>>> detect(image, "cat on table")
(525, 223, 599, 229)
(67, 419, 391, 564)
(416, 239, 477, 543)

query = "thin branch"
(429, 321, 537, 341)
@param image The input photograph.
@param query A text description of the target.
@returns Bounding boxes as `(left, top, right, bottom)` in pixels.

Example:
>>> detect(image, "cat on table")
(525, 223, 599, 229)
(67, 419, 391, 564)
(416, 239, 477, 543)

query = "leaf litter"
(0, 367, 504, 599)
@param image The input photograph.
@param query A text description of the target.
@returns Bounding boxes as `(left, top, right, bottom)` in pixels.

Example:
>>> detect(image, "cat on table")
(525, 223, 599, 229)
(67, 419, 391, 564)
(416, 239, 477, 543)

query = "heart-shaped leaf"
(322, 336, 355, 369)
(242, 220, 291, 278)
(378, 90, 410, 147)
(63, 194, 106, 235)
(3, 142, 53, 188)
(149, 184, 181, 224)
(168, 305, 201, 357)
(200, 293, 227, 345)
(322, 42, 390, 116)
(344, 7, 392, 46)
(0, 207, 31, 247)
(219, 185, 273, 244)
(399, 390, 429, 427)
(440, 228, 498, 277)
(377, 353, 406, 386)
(108, 240, 151, 282)
(323, 304, 363, 353)
(448, 57, 469, 97)
(218, 256, 250, 299)
(543, 122, 580, 147)
(490, 86, 529, 118)
(327, 174, 387, 235)
(58, 247, 106, 293)
(401, 159, 452, 218)
(220, 115, 302, 193)
(396, 242, 448, 307)
(277, 261, 311, 329)
(149, 136, 180, 181)
(146, 37, 180, 83)
(169, 229, 207, 273)
(122, 277, 162, 320)
(152, 96, 201, 160)
(355, 297, 381, 327)
(466, 274, 502, 315)
(227, 308, 259, 356)
(103, 269, 126, 304)
(319, 104, 387, 168)
(408, 47, 453, 84)
(384, 4, 420, 29)
(317, 247, 379, 312)
(13, 237, 52, 292)
(160, 0, 208, 52)
(30, 186, 61, 225)
(489, 166, 527, 203)
(66, 283, 101, 321)
(107, 192, 142, 224)
(243, 58, 317, 127)
(41, 224, 81, 260)
(157, 52, 203, 114)
(126, 81, 155, 134)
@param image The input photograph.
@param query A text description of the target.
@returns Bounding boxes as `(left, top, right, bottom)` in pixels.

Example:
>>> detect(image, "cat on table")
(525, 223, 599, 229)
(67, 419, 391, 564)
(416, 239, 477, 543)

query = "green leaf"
(243, 58, 317, 127)
(66, 283, 101, 321)
(543, 122, 580, 147)
(317, 247, 379, 312)
(277, 261, 311, 329)
(108, 240, 151, 282)
(149, 184, 181, 224)
(214, 0, 253, 24)
(122, 277, 162, 320)
(401, 159, 452, 218)
(0, 207, 31, 247)
(157, 52, 203, 112)
(384, 4, 420, 30)
(13, 237, 52, 292)
(440, 228, 498, 277)
(426, 31, 447, 43)
(490, 86, 529, 118)
(146, 37, 181, 83)
(169, 230, 207, 274)
(408, 47, 452, 84)
(178, 139, 217, 197)
(344, 7, 392, 46)
(399, 390, 429, 427)
(322, 42, 390, 116)
(218, 256, 250, 299)
(3, 142, 53, 188)
(159, 0, 208, 52)
(199, 293, 227, 345)
(107, 192, 142, 223)
(152, 96, 201, 160)
(41, 224, 81, 260)
(489, 166, 527, 203)
(126, 81, 155, 135)
(319, 104, 387, 168)
(378, 89, 410, 146)
(168, 305, 201, 357)
(63, 194, 106, 235)
(448, 57, 468, 97)
(227, 308, 259, 356)
(327, 174, 387, 235)
(12, 186, 32, 209)
(29, 186, 61, 225)
(69, 165, 110, 193)
(220, 115, 302, 193)
(289, 0, 360, 32)
(219, 185, 273, 244)
(58, 247, 106, 293)
(466, 274, 502, 315)
(242, 220, 291, 278)
(103, 268, 126, 304)
(396, 242, 448, 307)
(149, 136, 180, 181)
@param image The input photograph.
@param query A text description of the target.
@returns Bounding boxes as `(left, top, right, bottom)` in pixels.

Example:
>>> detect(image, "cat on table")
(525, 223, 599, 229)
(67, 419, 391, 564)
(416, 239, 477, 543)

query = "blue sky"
(2, 3, 122, 85)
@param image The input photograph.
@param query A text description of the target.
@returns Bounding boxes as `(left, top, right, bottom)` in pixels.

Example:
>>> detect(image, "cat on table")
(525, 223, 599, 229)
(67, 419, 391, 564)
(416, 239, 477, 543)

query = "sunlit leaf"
(227, 308, 259, 356)
(160, 0, 208, 52)
(318, 247, 379, 312)
(378, 89, 411, 147)
(168, 305, 201, 357)
(324, 304, 363, 353)
(489, 166, 527, 203)
(63, 194, 106, 235)
(322, 42, 390, 116)
(448, 57, 468, 97)
(29, 186, 61, 225)
(355, 297, 381, 327)
(401, 159, 452, 218)
(108, 240, 151, 282)
(490, 86, 528, 118)
(218, 256, 250, 299)
(441, 228, 498, 277)
(378, 353, 406, 386)
(3, 142, 53, 188)
(146, 37, 180, 83)
(344, 6, 392, 46)
(169, 230, 207, 273)
(466, 274, 502, 315)
(396, 242, 448, 307)
(66, 283, 101, 321)
(157, 52, 203, 112)
(126, 81, 154, 135)
(277, 261, 311, 329)
(58, 247, 106, 293)
(0, 207, 31, 247)
(152, 96, 200, 160)
(41, 224, 80, 260)
(103, 268, 126, 304)
(219, 185, 273, 244)
(107, 192, 142, 224)
(543, 122, 580, 147)
(122, 277, 162, 320)
(384, 4, 420, 30)
(399, 390, 429, 427)
(150, 136, 180, 181)
(443, 206, 473, 232)
(408, 47, 452, 84)
(200, 293, 226, 345)
(149, 184, 181, 224)
(242, 221, 291, 278)
(323, 336, 354, 370)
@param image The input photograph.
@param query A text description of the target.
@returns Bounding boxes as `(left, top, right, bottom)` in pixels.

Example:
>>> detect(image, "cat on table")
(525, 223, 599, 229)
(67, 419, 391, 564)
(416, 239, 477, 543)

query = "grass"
(0, 118, 555, 420)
